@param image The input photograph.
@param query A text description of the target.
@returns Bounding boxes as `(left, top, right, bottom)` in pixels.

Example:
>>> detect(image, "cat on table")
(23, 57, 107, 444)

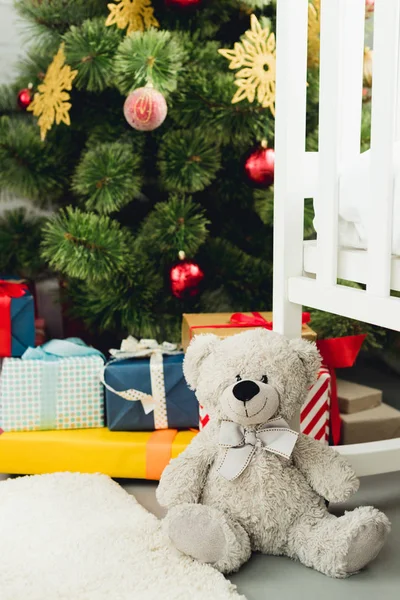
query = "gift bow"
(190, 311, 311, 333)
(217, 418, 298, 481)
(22, 337, 105, 361)
(21, 338, 104, 430)
(103, 337, 182, 420)
(0, 279, 29, 357)
(316, 335, 366, 445)
(0, 279, 28, 298)
(109, 336, 180, 360)
(229, 311, 311, 329)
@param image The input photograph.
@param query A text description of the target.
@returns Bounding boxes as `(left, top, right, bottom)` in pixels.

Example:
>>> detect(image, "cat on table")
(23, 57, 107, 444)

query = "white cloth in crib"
(313, 145, 400, 256)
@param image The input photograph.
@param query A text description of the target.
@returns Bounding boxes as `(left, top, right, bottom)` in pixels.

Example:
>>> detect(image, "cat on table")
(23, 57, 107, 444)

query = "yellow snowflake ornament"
(28, 43, 77, 141)
(106, 0, 159, 35)
(218, 14, 276, 116)
(308, 0, 320, 68)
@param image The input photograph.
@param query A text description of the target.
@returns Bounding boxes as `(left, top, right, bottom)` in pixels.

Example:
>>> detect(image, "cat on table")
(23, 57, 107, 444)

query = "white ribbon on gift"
(101, 337, 182, 429)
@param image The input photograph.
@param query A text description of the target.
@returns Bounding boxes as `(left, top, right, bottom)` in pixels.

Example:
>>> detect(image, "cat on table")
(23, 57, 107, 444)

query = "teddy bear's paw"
(341, 507, 391, 575)
(166, 504, 227, 564)
(165, 503, 251, 573)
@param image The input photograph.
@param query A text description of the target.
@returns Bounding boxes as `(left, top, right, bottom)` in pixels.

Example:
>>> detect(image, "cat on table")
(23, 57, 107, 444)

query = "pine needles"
(0, 117, 68, 202)
(72, 142, 142, 213)
(41, 207, 134, 280)
(63, 19, 122, 92)
(158, 129, 221, 193)
(114, 29, 186, 95)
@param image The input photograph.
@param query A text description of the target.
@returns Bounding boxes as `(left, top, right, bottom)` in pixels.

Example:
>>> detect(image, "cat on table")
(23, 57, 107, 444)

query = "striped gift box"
(300, 367, 331, 444)
(199, 367, 331, 445)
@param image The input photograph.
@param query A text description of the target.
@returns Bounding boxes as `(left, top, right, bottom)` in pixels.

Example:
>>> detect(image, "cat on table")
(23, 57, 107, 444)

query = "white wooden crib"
(272, 0, 400, 476)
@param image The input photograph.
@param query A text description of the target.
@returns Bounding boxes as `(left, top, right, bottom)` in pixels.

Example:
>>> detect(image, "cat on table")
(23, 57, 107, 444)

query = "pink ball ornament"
(365, 0, 374, 14)
(123, 86, 167, 131)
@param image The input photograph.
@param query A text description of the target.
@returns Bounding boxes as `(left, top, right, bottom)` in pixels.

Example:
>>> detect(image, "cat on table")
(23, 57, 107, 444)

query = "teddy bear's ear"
(289, 338, 321, 387)
(183, 334, 220, 390)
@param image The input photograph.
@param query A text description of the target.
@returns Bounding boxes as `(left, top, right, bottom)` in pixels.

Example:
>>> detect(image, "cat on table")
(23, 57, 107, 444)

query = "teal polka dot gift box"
(0, 338, 105, 432)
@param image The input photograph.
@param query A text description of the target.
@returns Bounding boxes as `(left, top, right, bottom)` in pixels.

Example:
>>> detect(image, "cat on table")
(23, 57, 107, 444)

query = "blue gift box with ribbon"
(0, 278, 35, 357)
(0, 338, 105, 432)
(103, 338, 199, 431)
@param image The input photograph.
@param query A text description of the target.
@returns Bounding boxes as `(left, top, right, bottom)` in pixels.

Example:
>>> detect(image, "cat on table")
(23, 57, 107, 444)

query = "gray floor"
(120, 472, 400, 600)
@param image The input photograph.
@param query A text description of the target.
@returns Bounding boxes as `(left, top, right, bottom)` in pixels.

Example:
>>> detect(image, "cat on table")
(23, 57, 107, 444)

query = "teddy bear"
(156, 328, 390, 578)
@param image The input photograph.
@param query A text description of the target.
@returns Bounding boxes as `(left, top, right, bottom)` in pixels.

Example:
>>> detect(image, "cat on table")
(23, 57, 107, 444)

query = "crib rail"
(273, 0, 400, 473)
(274, 0, 400, 332)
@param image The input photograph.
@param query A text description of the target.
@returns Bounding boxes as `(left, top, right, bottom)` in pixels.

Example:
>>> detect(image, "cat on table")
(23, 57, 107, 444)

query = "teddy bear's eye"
(236, 374, 242, 381)
(261, 375, 268, 384)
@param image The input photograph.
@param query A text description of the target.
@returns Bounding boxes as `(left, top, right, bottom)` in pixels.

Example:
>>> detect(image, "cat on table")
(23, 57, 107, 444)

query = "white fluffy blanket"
(0, 472, 245, 600)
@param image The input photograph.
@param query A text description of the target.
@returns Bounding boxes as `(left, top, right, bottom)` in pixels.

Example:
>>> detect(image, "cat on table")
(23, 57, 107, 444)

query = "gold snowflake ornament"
(218, 14, 276, 116)
(28, 43, 77, 141)
(106, 0, 159, 35)
(308, 0, 320, 68)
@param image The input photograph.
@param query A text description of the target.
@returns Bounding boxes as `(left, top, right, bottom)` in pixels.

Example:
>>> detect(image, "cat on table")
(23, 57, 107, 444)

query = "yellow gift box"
(182, 311, 317, 351)
(0, 428, 197, 480)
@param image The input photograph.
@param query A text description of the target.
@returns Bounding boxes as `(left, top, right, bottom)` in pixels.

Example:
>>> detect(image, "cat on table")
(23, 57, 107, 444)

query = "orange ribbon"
(145, 429, 178, 480)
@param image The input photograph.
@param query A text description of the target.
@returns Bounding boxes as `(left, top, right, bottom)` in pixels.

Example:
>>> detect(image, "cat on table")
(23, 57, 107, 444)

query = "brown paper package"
(182, 312, 317, 352)
(341, 403, 400, 444)
(337, 379, 382, 414)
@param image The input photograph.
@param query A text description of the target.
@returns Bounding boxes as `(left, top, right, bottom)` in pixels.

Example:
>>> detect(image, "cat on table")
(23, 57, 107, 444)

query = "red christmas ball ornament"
(365, 0, 374, 14)
(170, 253, 204, 299)
(17, 87, 33, 110)
(165, 0, 202, 9)
(123, 85, 167, 131)
(244, 141, 275, 188)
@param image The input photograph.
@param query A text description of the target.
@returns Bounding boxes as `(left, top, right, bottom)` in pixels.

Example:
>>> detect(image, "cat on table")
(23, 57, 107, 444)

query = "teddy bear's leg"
(286, 506, 390, 578)
(164, 503, 251, 573)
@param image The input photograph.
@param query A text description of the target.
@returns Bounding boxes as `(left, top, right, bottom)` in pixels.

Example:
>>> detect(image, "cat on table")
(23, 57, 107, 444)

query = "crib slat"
(339, 0, 365, 163)
(316, 0, 343, 286)
(367, 0, 400, 297)
(273, 0, 309, 339)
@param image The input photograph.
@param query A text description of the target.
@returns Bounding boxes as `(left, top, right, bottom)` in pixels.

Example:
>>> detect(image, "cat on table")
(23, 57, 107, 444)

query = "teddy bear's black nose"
(232, 380, 260, 402)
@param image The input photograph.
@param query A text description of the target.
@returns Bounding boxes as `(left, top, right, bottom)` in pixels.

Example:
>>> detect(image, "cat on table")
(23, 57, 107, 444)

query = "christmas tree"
(0, 0, 380, 346)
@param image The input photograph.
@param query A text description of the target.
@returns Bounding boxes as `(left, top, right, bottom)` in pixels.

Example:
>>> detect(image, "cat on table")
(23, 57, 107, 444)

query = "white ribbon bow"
(217, 418, 299, 481)
(102, 337, 182, 428)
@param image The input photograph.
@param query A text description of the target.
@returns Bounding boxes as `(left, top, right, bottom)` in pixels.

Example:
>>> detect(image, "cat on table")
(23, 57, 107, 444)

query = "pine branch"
(158, 128, 221, 193)
(41, 207, 134, 281)
(0, 84, 19, 114)
(72, 142, 143, 214)
(64, 258, 162, 337)
(15, 1, 106, 37)
(0, 116, 68, 203)
(137, 194, 210, 261)
(200, 237, 272, 308)
(254, 189, 315, 238)
(114, 29, 186, 95)
(63, 18, 122, 92)
(0, 208, 47, 278)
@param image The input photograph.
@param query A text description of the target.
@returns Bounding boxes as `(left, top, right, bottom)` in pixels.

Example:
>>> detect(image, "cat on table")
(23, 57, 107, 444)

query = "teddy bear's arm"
(292, 433, 360, 502)
(156, 429, 216, 509)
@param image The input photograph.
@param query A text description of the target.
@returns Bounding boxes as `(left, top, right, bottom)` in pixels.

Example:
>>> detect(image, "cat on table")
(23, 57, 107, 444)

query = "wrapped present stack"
(338, 380, 400, 444)
(0, 328, 199, 479)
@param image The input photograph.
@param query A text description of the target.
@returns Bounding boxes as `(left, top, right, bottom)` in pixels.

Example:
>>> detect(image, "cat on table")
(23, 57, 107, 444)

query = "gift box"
(103, 338, 199, 431)
(0, 278, 35, 357)
(0, 427, 198, 479)
(0, 338, 105, 432)
(199, 366, 332, 445)
(337, 379, 382, 414)
(182, 311, 316, 351)
(300, 366, 331, 444)
(341, 403, 400, 444)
